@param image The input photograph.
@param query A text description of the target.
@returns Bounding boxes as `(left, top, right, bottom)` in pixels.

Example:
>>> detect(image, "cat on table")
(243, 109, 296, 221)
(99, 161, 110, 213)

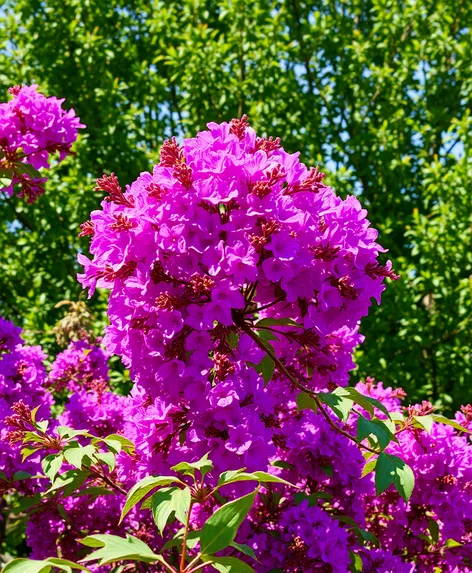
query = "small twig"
(244, 295, 287, 314)
(444, 137, 460, 156)
(184, 553, 202, 573)
(186, 563, 207, 573)
(90, 466, 127, 496)
(160, 558, 179, 573)
(180, 501, 194, 573)
(238, 321, 379, 455)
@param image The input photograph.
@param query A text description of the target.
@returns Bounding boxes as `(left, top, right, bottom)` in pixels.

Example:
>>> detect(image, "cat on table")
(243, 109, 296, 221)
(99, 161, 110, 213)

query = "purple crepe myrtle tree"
(1, 101, 472, 573)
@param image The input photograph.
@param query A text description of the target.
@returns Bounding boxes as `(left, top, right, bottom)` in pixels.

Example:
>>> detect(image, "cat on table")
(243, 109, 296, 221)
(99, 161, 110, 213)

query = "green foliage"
(374, 452, 415, 500)
(79, 534, 162, 566)
(3, 558, 89, 573)
(6, 451, 278, 573)
(202, 556, 256, 573)
(151, 487, 191, 535)
(171, 452, 213, 479)
(0, 2, 471, 407)
(200, 490, 257, 554)
(217, 470, 294, 488)
(119, 475, 183, 524)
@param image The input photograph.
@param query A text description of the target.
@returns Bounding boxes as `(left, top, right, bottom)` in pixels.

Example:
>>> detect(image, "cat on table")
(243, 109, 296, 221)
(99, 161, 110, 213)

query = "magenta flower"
(0, 85, 84, 202)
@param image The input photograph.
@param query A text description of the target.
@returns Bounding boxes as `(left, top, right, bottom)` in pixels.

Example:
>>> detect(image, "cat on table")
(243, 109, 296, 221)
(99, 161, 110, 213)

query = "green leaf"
(200, 490, 257, 554)
(202, 556, 256, 573)
(254, 354, 275, 385)
(151, 486, 191, 534)
(349, 551, 363, 572)
(22, 447, 40, 461)
(432, 415, 471, 433)
(103, 434, 135, 453)
(357, 416, 395, 450)
(254, 330, 278, 344)
(36, 420, 49, 433)
(75, 486, 115, 498)
(95, 452, 116, 472)
(228, 332, 239, 349)
(161, 529, 201, 551)
(140, 496, 153, 510)
(320, 464, 333, 477)
(15, 162, 42, 179)
(46, 470, 89, 496)
(3, 558, 90, 573)
(332, 514, 358, 527)
(171, 452, 213, 479)
(217, 468, 246, 484)
(361, 459, 377, 478)
(218, 470, 295, 488)
(357, 528, 379, 546)
(318, 392, 353, 422)
(42, 560, 88, 573)
(294, 491, 333, 505)
(413, 415, 434, 433)
(270, 460, 295, 471)
(12, 471, 33, 481)
(101, 439, 122, 454)
(255, 318, 302, 328)
(338, 387, 391, 419)
(57, 427, 91, 440)
(63, 443, 95, 470)
(375, 453, 415, 501)
(119, 475, 182, 524)
(79, 534, 162, 566)
(444, 538, 462, 548)
(42, 454, 64, 481)
(374, 452, 395, 495)
(391, 457, 415, 501)
(230, 542, 258, 561)
(296, 391, 318, 412)
(428, 518, 440, 543)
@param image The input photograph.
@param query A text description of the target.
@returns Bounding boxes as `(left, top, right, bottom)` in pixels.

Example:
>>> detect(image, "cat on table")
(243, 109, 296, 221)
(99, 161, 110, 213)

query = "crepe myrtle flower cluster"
(0, 318, 52, 492)
(78, 116, 398, 399)
(0, 319, 141, 560)
(59, 387, 127, 439)
(0, 316, 23, 354)
(0, 85, 84, 202)
(48, 339, 110, 393)
(362, 390, 472, 573)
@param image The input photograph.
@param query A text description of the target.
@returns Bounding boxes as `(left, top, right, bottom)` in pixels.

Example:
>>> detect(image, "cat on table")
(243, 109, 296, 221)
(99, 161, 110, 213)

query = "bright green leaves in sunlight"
(79, 535, 162, 566)
(200, 490, 257, 554)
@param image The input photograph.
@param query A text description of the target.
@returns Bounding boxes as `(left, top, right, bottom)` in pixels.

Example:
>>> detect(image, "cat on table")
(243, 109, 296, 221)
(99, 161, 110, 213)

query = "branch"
(290, 0, 315, 96)
(244, 295, 286, 314)
(90, 465, 127, 496)
(237, 320, 379, 455)
(180, 501, 194, 573)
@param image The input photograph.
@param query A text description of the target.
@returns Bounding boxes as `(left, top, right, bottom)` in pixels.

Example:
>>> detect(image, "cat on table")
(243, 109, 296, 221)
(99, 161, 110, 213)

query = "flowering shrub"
(0, 85, 83, 202)
(2, 107, 472, 573)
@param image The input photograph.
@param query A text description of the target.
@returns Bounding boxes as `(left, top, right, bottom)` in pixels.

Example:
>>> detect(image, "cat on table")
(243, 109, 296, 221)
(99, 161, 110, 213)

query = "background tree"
(1, 0, 471, 410)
